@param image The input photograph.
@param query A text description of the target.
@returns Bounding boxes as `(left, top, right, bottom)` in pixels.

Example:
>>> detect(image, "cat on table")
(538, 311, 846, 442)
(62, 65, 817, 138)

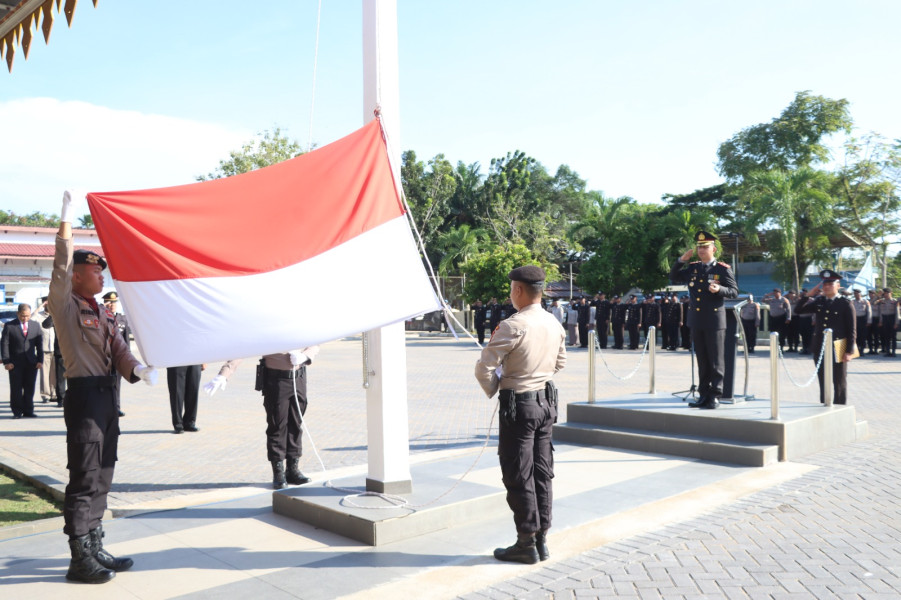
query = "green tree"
(460, 244, 558, 304)
(78, 214, 94, 228)
(197, 127, 303, 180)
(435, 224, 489, 276)
(832, 133, 901, 287)
(0, 211, 60, 227)
(717, 91, 852, 182)
(401, 151, 457, 265)
(741, 168, 835, 290)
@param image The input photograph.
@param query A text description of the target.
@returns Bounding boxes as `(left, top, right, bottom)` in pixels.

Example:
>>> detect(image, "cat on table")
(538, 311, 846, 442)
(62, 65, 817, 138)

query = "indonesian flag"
(86, 119, 440, 368)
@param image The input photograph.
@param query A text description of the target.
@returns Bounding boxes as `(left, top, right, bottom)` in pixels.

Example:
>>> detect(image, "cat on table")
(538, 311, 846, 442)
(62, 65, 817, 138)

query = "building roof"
(0, 241, 101, 259)
(0, 0, 98, 72)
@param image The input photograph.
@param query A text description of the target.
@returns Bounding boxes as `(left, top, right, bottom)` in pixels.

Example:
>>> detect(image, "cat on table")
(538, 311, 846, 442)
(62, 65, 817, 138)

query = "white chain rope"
(593, 329, 651, 380)
(777, 339, 826, 388)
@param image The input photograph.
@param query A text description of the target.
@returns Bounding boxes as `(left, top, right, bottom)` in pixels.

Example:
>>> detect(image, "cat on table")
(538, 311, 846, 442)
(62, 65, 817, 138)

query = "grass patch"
(0, 471, 63, 527)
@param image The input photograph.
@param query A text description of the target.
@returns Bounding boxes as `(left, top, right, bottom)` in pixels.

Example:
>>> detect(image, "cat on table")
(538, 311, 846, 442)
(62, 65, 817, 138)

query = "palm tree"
(742, 168, 834, 290)
(437, 224, 488, 276)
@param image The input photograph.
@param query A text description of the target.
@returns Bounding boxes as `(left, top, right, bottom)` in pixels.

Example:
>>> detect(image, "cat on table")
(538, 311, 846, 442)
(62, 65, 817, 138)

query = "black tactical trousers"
(881, 315, 897, 355)
(741, 318, 757, 351)
(812, 341, 848, 404)
(263, 368, 307, 462)
(497, 392, 557, 535)
(692, 328, 726, 400)
(63, 376, 119, 538)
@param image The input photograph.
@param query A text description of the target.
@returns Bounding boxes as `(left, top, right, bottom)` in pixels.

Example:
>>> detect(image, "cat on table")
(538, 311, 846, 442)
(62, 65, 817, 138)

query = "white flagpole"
(362, 0, 412, 494)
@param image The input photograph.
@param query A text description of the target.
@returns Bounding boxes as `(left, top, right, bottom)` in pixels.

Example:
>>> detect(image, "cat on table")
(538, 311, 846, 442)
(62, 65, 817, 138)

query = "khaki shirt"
(48, 236, 140, 380)
(766, 297, 791, 318)
(877, 298, 899, 319)
(739, 302, 759, 323)
(475, 303, 566, 397)
(217, 348, 317, 379)
(851, 298, 871, 322)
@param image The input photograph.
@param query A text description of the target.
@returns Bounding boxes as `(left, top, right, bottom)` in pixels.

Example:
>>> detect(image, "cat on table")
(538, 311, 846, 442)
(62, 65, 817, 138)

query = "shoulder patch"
(717, 261, 731, 269)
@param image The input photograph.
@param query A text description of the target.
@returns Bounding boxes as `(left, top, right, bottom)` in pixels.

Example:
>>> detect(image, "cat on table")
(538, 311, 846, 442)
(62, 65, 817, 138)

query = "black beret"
(74, 249, 107, 270)
(508, 265, 546, 284)
(883, 287, 892, 293)
(102, 291, 119, 301)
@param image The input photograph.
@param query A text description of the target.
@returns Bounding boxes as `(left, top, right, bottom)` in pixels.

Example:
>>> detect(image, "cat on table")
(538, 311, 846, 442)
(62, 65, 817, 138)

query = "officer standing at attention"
(794, 270, 857, 404)
(102, 291, 130, 417)
(475, 266, 566, 565)
(50, 191, 157, 584)
(206, 347, 319, 489)
(669, 231, 738, 409)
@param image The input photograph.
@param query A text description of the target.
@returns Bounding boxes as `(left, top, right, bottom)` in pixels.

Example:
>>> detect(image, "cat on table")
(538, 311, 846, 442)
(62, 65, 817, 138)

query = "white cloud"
(0, 98, 250, 215)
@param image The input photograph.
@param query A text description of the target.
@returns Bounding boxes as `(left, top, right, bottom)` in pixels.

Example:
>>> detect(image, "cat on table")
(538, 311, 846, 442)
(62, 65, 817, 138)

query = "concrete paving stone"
(514, 589, 556, 600)
(487, 580, 535, 596)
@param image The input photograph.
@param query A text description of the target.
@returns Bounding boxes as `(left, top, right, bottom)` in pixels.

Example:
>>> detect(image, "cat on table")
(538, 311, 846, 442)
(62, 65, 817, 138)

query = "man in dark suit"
(669, 231, 738, 409)
(795, 270, 857, 404)
(1, 303, 44, 418)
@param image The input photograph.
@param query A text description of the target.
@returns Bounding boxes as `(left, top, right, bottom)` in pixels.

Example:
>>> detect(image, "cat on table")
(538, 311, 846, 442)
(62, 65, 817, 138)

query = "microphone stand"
(673, 339, 697, 401)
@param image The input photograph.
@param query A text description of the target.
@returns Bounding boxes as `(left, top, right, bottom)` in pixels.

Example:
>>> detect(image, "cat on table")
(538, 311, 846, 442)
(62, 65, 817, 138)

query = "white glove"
(289, 351, 309, 366)
(495, 364, 504, 379)
(61, 189, 82, 224)
(134, 365, 158, 386)
(302, 345, 320, 361)
(204, 375, 227, 396)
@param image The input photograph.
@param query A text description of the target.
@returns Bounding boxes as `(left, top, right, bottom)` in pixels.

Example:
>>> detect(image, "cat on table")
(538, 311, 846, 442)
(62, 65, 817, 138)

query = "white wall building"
(0, 225, 103, 305)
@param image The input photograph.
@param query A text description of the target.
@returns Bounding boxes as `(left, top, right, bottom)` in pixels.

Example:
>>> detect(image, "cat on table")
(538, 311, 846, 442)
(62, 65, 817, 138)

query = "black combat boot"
(535, 530, 550, 561)
(66, 534, 115, 584)
(272, 460, 287, 489)
(493, 532, 539, 564)
(89, 525, 133, 572)
(285, 457, 311, 485)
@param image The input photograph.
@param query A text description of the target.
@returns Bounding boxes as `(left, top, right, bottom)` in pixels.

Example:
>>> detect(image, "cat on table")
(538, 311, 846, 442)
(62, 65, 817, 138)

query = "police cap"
(74, 249, 107, 270)
(102, 291, 119, 301)
(883, 287, 892, 293)
(819, 269, 841, 282)
(695, 231, 718, 246)
(508, 265, 546, 285)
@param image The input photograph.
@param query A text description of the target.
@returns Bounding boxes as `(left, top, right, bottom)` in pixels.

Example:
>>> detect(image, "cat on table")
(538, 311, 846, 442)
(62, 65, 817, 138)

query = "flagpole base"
(366, 477, 412, 495)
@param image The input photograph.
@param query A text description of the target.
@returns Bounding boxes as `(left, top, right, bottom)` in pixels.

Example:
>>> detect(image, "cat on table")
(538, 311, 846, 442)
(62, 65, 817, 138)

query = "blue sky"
(1, 0, 899, 219)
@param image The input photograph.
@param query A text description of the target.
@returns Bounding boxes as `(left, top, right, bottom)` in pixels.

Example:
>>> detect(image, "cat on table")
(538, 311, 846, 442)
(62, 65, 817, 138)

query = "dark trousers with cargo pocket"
(497, 391, 557, 535)
(63, 376, 119, 538)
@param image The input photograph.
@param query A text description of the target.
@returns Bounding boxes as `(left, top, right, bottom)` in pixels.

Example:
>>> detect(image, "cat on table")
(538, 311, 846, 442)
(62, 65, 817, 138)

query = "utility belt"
(498, 381, 559, 426)
(67, 375, 118, 392)
(255, 360, 304, 391)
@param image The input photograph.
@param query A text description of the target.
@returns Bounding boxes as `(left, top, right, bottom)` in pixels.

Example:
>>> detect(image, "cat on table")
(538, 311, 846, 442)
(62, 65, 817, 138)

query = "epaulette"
(717, 261, 731, 269)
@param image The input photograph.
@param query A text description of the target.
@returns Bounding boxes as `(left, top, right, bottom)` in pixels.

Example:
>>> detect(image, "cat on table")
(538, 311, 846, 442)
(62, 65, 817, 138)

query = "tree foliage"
(0, 211, 60, 227)
(716, 91, 852, 182)
(460, 244, 559, 304)
(197, 127, 304, 181)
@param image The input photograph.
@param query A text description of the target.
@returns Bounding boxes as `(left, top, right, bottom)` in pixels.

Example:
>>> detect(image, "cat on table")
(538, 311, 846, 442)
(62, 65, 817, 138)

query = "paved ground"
(0, 332, 898, 598)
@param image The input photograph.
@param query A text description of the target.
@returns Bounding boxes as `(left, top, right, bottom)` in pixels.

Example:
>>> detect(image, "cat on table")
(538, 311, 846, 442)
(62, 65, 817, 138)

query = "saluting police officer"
(50, 191, 157, 584)
(206, 347, 319, 489)
(669, 231, 738, 409)
(795, 270, 856, 404)
(475, 266, 566, 565)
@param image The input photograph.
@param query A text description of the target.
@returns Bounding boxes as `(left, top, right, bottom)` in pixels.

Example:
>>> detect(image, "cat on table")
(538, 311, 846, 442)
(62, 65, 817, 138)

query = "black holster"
(254, 359, 265, 391)
(498, 389, 516, 427)
(545, 380, 559, 422)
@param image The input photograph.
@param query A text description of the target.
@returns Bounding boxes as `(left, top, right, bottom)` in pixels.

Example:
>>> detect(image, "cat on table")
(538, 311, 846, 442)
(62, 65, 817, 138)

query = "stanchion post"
(648, 326, 656, 394)
(824, 328, 834, 407)
(588, 329, 596, 404)
(769, 331, 779, 420)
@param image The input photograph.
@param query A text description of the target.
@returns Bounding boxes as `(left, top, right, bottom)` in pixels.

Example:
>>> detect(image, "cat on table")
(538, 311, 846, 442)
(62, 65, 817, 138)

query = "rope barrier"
(593, 331, 650, 381)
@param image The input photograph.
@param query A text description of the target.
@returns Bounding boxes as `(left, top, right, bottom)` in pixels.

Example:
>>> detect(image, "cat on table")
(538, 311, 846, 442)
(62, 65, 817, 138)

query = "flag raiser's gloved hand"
(303, 345, 320, 361)
(204, 375, 227, 396)
(61, 190, 81, 224)
(133, 365, 158, 386)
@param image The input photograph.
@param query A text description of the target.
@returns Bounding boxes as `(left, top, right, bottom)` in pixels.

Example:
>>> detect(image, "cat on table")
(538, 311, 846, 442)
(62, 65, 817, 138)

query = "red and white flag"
(87, 119, 439, 368)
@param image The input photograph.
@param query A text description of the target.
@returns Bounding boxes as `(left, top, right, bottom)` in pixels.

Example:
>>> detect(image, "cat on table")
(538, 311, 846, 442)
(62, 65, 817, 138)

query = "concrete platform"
(272, 438, 768, 547)
(555, 394, 869, 464)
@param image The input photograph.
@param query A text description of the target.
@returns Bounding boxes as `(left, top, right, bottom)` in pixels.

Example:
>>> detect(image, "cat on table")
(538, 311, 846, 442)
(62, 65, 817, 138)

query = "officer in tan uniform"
(475, 265, 566, 565)
(205, 347, 319, 489)
(50, 191, 158, 584)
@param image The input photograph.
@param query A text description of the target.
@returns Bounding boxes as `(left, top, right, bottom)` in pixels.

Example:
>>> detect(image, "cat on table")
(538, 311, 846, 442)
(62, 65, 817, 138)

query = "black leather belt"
(500, 389, 547, 402)
(267, 367, 302, 379)
(67, 375, 117, 390)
